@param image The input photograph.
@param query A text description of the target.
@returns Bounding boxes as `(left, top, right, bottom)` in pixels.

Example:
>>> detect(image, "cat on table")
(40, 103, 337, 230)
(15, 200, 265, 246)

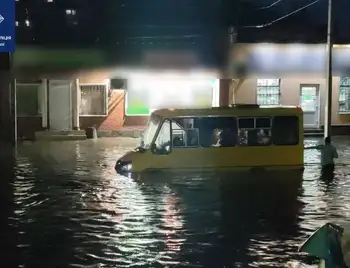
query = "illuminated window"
(339, 77, 350, 113)
(66, 9, 76, 15)
(79, 84, 108, 116)
(256, 79, 280, 105)
(15, 21, 19, 26)
(25, 20, 30, 27)
(47, 0, 53, 2)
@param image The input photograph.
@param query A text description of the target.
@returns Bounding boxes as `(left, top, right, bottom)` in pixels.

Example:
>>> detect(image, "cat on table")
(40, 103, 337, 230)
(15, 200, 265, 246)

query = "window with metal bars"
(80, 84, 108, 115)
(339, 77, 350, 113)
(256, 79, 281, 105)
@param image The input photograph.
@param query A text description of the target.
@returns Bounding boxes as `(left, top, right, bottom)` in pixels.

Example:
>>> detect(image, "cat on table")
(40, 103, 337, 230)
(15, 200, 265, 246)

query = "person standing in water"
(305, 136, 338, 170)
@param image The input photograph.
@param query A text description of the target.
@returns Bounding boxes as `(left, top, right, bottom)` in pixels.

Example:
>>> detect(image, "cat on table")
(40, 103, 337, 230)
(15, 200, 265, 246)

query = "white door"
(299, 85, 320, 129)
(49, 80, 72, 131)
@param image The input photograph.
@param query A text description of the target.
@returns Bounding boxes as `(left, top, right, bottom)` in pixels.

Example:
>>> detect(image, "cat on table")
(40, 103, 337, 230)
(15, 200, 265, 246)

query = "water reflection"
(14, 143, 82, 267)
(218, 171, 303, 267)
(0, 138, 350, 267)
(135, 171, 303, 267)
(162, 194, 184, 254)
(0, 146, 18, 267)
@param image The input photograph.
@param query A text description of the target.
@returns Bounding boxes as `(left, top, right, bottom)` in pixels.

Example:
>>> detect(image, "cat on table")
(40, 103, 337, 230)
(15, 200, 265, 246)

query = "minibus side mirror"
(150, 143, 157, 154)
(137, 147, 146, 153)
(150, 143, 171, 155)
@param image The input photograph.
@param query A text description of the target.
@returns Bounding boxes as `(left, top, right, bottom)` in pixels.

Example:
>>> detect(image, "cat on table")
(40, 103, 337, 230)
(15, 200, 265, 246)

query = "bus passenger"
(257, 129, 271, 145)
(238, 129, 248, 145)
(218, 128, 236, 147)
(173, 136, 184, 147)
(212, 128, 235, 147)
(212, 129, 221, 147)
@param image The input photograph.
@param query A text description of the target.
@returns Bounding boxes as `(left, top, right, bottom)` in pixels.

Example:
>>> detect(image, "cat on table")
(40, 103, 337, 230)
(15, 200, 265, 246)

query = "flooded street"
(1, 137, 350, 267)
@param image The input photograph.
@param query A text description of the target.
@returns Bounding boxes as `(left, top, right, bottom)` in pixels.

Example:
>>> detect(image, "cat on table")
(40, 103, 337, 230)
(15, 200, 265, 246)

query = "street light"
(324, 0, 333, 139)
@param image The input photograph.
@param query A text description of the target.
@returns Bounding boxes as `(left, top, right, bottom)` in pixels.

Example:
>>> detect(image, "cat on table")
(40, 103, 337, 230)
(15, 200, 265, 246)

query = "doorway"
(49, 80, 72, 131)
(299, 84, 320, 129)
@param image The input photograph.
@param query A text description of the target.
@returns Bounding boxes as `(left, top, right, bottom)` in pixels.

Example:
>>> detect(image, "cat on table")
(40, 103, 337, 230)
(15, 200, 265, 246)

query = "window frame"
(149, 115, 300, 150)
(172, 116, 239, 148)
(238, 117, 272, 129)
(79, 82, 109, 117)
(338, 77, 350, 114)
(171, 120, 187, 148)
(256, 78, 281, 106)
(237, 116, 272, 146)
(171, 118, 200, 149)
(172, 128, 201, 149)
(16, 82, 41, 117)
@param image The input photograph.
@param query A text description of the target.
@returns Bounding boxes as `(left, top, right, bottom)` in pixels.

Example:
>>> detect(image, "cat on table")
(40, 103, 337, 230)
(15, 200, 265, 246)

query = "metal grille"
(339, 77, 350, 113)
(257, 79, 280, 105)
(80, 84, 107, 115)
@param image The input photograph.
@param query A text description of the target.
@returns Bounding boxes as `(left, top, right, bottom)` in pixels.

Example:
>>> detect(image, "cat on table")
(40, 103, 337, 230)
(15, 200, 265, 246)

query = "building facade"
(219, 43, 350, 131)
(15, 69, 222, 139)
(16, 74, 350, 139)
(13, 43, 350, 139)
(220, 76, 350, 129)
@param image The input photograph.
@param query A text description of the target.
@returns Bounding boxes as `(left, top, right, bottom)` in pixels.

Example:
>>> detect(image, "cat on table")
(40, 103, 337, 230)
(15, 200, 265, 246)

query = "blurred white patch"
(128, 73, 217, 110)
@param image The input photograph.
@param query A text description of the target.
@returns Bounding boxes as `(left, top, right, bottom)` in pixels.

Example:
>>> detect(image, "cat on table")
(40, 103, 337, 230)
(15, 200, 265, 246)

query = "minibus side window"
(255, 117, 272, 146)
(237, 118, 254, 146)
(171, 118, 199, 148)
(237, 117, 272, 146)
(272, 116, 299, 145)
(152, 119, 172, 154)
(197, 117, 237, 147)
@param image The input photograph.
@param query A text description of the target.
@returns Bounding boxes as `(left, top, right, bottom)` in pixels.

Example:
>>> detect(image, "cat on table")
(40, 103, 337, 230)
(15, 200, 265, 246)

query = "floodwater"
(1, 137, 350, 268)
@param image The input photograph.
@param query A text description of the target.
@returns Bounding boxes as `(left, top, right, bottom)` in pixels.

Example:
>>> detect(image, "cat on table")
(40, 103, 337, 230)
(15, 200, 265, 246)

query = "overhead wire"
(254, 0, 285, 10)
(123, 0, 322, 40)
(240, 0, 321, 28)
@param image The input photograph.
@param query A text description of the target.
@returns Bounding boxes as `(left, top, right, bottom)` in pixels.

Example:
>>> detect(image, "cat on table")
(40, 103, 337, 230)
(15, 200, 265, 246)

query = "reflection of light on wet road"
(162, 193, 184, 253)
(6, 137, 350, 267)
(13, 160, 40, 218)
(80, 174, 163, 266)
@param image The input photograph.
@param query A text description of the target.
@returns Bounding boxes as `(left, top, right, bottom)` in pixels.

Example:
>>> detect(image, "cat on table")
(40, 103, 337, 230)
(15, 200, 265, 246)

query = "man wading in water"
(305, 136, 338, 174)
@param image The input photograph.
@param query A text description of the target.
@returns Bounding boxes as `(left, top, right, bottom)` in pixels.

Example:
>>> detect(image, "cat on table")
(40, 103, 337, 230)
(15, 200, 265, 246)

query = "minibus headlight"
(115, 160, 132, 172)
(121, 163, 132, 171)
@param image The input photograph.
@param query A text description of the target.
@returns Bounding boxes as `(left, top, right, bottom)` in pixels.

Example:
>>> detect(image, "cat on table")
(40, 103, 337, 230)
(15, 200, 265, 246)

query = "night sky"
(15, 0, 350, 46)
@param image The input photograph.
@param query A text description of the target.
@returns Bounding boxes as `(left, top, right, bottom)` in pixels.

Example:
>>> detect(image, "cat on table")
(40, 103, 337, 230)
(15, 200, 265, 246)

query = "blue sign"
(0, 0, 15, 52)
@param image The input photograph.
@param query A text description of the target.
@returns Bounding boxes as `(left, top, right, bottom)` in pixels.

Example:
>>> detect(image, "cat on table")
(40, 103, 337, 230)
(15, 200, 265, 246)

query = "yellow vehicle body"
(115, 105, 304, 174)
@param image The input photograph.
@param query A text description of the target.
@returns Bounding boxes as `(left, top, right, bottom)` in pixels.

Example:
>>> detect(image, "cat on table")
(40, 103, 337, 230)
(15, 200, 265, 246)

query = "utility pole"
(324, 0, 333, 139)
(10, 52, 17, 145)
(228, 26, 237, 105)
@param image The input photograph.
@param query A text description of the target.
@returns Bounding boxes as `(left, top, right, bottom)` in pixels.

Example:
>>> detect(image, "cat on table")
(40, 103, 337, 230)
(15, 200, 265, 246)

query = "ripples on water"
(0, 137, 350, 267)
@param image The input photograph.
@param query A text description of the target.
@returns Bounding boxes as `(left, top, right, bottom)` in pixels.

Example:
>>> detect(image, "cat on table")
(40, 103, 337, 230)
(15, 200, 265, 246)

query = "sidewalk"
(97, 126, 145, 138)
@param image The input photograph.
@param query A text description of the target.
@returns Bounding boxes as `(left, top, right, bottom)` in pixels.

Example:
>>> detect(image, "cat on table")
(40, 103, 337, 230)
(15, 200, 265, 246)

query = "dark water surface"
(1, 137, 350, 268)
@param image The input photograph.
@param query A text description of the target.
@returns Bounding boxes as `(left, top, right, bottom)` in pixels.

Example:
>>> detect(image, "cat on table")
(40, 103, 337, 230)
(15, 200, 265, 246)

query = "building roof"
(152, 106, 302, 118)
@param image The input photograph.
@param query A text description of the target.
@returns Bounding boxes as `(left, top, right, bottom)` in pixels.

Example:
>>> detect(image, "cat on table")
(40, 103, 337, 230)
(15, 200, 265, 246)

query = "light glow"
(125, 72, 217, 115)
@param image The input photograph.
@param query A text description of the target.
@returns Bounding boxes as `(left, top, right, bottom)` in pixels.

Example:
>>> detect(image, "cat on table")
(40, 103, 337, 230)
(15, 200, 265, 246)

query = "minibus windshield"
(140, 115, 162, 149)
